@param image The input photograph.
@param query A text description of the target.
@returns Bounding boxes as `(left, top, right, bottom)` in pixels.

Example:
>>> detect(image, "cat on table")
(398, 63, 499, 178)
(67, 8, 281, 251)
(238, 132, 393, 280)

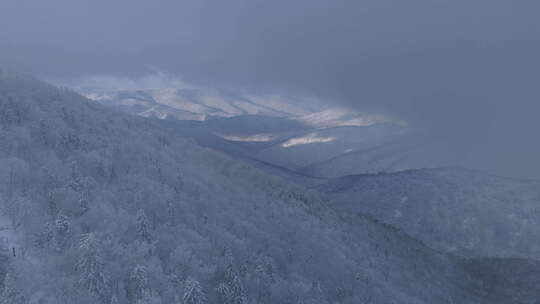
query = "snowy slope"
(255, 124, 408, 171)
(78, 86, 427, 181)
(82, 88, 321, 120)
(298, 108, 400, 128)
(317, 168, 540, 259)
(80, 87, 398, 130)
(1, 73, 538, 303)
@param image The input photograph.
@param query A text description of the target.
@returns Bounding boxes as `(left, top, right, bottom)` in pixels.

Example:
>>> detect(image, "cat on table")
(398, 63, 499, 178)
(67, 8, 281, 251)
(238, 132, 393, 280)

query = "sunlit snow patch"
(299, 108, 405, 128)
(217, 134, 277, 142)
(282, 133, 336, 148)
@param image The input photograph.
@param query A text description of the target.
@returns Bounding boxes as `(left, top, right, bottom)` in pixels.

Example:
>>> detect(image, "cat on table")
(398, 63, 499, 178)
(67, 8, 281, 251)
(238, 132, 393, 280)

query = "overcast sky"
(1, 0, 539, 178)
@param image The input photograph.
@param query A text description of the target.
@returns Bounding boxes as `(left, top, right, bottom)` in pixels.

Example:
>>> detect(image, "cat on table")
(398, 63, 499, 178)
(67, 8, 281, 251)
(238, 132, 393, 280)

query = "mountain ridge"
(316, 167, 540, 259)
(0, 73, 538, 303)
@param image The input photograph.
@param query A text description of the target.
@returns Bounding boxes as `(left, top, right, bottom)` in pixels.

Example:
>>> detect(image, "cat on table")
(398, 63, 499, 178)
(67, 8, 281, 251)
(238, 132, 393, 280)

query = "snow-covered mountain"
(78, 86, 420, 183)
(316, 168, 540, 259)
(254, 124, 408, 173)
(82, 88, 468, 181)
(77, 86, 536, 185)
(2, 73, 538, 303)
(297, 108, 400, 128)
(81, 88, 321, 120)
(82, 86, 400, 127)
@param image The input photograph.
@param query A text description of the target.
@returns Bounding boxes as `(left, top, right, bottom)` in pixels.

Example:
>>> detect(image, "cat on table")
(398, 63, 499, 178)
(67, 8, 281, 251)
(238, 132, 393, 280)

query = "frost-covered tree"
(166, 201, 177, 227)
(69, 161, 85, 193)
(217, 262, 247, 304)
(0, 270, 27, 304)
(0, 282, 26, 304)
(182, 277, 207, 304)
(216, 282, 231, 304)
(253, 262, 273, 301)
(137, 289, 162, 304)
(54, 214, 70, 252)
(78, 184, 90, 215)
(127, 265, 149, 302)
(34, 221, 54, 250)
(110, 294, 120, 304)
(136, 209, 152, 243)
(46, 191, 58, 219)
(76, 233, 110, 303)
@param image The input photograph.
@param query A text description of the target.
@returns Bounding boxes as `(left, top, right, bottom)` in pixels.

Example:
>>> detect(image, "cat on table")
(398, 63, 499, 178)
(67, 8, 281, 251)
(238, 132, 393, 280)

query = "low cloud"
(50, 71, 191, 90)
(1, 0, 539, 178)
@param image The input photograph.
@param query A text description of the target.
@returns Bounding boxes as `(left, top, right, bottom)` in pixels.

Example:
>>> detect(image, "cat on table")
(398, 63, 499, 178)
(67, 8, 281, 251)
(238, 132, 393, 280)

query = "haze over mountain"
(1, 0, 540, 303)
(317, 168, 540, 259)
(73, 81, 480, 182)
(2, 0, 540, 179)
(1, 70, 539, 303)
(3, 72, 539, 303)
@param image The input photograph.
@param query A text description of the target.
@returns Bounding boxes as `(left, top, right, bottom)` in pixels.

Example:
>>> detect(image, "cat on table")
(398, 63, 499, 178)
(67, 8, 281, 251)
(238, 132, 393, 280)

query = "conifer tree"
(128, 265, 149, 302)
(76, 233, 110, 303)
(166, 201, 176, 227)
(217, 262, 247, 304)
(54, 214, 70, 252)
(110, 294, 119, 304)
(0, 270, 27, 304)
(136, 209, 152, 243)
(182, 277, 207, 304)
(137, 290, 162, 304)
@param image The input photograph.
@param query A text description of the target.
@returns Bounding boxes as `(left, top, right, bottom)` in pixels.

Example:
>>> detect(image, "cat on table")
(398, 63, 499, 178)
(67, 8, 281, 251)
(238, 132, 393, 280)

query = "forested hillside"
(317, 168, 540, 259)
(0, 73, 538, 303)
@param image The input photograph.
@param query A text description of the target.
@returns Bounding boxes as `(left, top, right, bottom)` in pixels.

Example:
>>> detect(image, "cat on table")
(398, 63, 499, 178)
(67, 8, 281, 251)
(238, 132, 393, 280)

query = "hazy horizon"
(2, 0, 540, 178)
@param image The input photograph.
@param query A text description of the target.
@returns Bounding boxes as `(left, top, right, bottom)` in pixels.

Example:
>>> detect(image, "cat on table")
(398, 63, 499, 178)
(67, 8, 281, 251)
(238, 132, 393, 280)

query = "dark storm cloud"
(1, 0, 539, 177)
